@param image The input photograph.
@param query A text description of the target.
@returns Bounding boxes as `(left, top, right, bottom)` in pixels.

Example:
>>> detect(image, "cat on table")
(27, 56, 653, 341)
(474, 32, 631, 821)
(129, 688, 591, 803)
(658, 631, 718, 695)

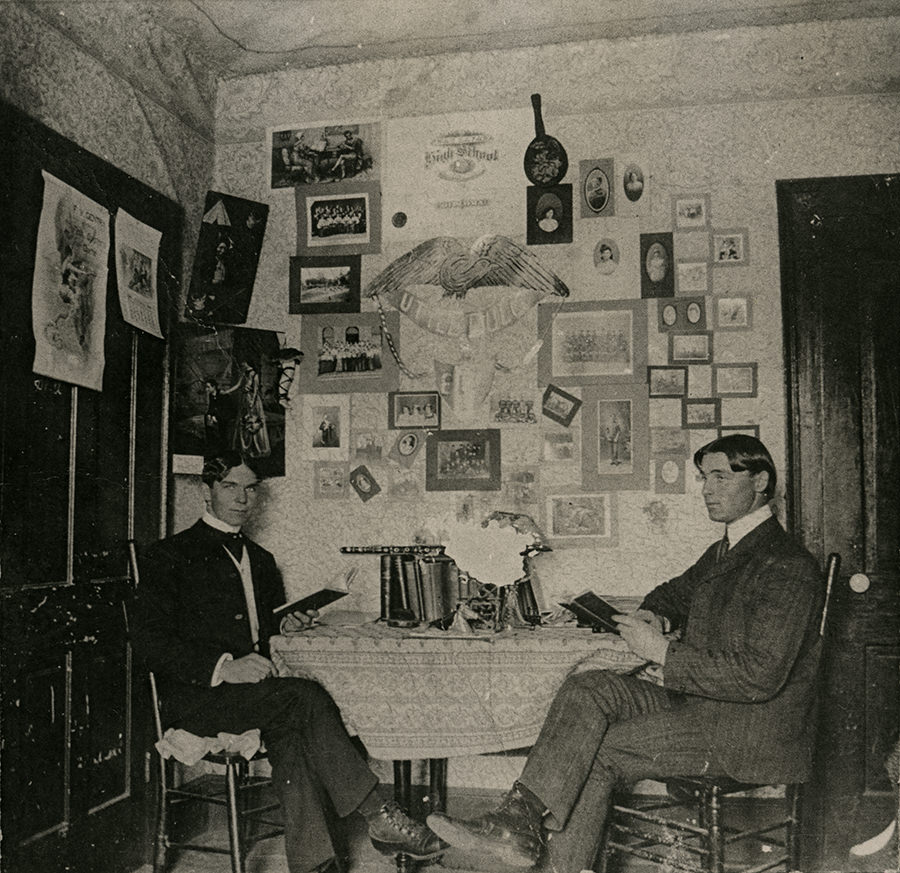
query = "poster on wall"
(269, 121, 380, 189)
(185, 191, 269, 325)
(170, 324, 285, 478)
(115, 208, 163, 338)
(31, 170, 110, 391)
(381, 108, 531, 240)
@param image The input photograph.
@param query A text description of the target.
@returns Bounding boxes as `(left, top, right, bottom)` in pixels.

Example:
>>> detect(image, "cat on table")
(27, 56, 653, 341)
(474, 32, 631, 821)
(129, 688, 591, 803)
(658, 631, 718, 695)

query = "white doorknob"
(849, 573, 870, 593)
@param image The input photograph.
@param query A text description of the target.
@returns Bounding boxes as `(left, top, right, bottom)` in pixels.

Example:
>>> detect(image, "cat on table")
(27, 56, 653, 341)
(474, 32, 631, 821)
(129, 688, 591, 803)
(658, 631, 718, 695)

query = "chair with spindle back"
(598, 552, 840, 873)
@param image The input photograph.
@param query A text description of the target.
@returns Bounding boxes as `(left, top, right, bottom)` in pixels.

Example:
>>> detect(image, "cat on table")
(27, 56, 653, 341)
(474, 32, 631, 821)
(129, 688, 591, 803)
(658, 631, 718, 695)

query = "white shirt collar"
(726, 502, 772, 548)
(202, 510, 241, 534)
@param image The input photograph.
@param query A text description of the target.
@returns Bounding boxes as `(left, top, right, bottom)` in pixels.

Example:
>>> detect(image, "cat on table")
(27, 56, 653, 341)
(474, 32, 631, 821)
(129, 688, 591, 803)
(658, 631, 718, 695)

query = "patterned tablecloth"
(270, 621, 645, 761)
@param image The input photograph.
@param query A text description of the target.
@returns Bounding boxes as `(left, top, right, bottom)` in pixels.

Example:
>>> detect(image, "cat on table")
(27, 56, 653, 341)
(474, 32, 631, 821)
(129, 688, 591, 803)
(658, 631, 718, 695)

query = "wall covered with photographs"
(167, 18, 898, 624)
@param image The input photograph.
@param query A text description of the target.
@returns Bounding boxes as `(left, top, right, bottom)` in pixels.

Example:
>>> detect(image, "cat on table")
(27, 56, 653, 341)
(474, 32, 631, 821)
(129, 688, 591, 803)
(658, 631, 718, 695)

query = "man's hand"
(280, 609, 320, 633)
(220, 653, 276, 684)
(614, 613, 669, 665)
(630, 609, 665, 632)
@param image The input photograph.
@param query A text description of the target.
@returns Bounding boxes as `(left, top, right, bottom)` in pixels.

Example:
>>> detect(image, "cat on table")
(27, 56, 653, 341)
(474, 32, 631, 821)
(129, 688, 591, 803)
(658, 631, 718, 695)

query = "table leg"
(428, 758, 447, 813)
(393, 760, 413, 873)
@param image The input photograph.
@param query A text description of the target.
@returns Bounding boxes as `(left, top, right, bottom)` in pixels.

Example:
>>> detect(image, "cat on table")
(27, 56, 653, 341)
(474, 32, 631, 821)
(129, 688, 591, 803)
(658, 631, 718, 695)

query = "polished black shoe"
(426, 785, 543, 868)
(368, 801, 449, 860)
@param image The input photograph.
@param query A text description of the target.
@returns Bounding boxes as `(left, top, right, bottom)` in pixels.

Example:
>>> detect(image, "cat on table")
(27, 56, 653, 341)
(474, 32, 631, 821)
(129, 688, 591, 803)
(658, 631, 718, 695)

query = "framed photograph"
(538, 300, 648, 387)
(270, 122, 379, 189)
(713, 363, 758, 397)
(616, 156, 650, 218)
(490, 394, 540, 425)
(289, 255, 361, 314)
(711, 228, 750, 266)
(303, 394, 350, 460)
(648, 366, 688, 398)
(504, 467, 540, 508)
(640, 232, 675, 298)
(388, 430, 425, 468)
(526, 184, 573, 245)
(349, 464, 381, 501)
(425, 429, 501, 492)
(353, 429, 384, 463)
(545, 493, 618, 548)
(671, 193, 711, 231)
(388, 391, 440, 429)
(387, 466, 421, 499)
(541, 384, 582, 427)
(715, 295, 753, 330)
(313, 462, 349, 499)
(655, 457, 686, 493)
(297, 311, 400, 394)
(718, 424, 760, 439)
(542, 429, 579, 463)
(682, 398, 722, 429)
(675, 260, 709, 295)
(296, 181, 381, 256)
(580, 158, 615, 218)
(581, 383, 649, 491)
(658, 296, 707, 332)
(650, 426, 689, 457)
(669, 331, 714, 364)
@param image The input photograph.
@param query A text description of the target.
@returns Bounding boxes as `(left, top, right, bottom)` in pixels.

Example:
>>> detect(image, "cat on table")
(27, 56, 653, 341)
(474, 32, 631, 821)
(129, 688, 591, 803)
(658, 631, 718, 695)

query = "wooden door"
(778, 174, 900, 871)
(0, 102, 180, 873)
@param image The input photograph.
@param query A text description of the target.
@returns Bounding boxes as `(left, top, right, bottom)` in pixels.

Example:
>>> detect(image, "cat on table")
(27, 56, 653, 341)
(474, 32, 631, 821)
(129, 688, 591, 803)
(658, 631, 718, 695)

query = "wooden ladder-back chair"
(127, 541, 284, 873)
(598, 552, 840, 873)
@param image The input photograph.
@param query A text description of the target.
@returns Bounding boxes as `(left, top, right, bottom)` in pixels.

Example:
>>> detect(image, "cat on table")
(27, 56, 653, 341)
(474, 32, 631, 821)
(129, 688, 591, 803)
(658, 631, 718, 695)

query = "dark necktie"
(223, 531, 244, 562)
(717, 531, 730, 562)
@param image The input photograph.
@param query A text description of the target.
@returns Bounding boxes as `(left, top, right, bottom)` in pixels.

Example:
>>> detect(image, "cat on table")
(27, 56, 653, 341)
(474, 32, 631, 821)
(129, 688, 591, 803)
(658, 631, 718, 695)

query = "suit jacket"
(131, 520, 285, 726)
(640, 515, 824, 783)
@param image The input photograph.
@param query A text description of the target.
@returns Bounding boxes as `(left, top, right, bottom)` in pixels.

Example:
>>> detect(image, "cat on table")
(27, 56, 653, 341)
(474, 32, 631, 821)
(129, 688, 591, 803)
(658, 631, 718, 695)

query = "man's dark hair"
(201, 451, 263, 486)
(693, 434, 777, 500)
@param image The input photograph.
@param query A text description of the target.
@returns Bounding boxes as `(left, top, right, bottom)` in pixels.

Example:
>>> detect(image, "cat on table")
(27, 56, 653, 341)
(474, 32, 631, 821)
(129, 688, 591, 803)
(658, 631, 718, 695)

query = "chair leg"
(787, 783, 803, 870)
(153, 758, 169, 873)
(705, 784, 724, 873)
(225, 759, 246, 873)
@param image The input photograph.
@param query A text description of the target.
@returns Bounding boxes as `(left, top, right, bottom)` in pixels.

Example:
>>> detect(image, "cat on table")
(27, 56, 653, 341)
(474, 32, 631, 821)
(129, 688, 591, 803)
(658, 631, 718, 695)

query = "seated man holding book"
(427, 435, 825, 872)
(132, 451, 447, 873)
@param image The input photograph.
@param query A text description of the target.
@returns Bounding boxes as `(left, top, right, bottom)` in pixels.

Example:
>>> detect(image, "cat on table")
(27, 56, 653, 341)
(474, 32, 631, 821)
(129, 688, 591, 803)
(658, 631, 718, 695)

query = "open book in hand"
(273, 567, 357, 617)
(558, 590, 622, 634)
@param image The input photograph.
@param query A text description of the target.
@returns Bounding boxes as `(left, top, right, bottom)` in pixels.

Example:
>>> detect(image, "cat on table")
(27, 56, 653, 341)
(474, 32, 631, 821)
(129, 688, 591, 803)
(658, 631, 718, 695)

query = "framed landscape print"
(581, 383, 649, 491)
(289, 255, 361, 314)
(669, 331, 713, 364)
(715, 295, 752, 330)
(538, 299, 647, 387)
(713, 363, 758, 397)
(648, 365, 688, 398)
(675, 260, 709, 295)
(545, 492, 618, 548)
(682, 397, 722, 429)
(426, 429, 501, 492)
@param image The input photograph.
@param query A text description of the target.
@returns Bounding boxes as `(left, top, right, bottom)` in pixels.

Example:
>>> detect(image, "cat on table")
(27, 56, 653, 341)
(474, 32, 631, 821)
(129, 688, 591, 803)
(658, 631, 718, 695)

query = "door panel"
(778, 174, 900, 870)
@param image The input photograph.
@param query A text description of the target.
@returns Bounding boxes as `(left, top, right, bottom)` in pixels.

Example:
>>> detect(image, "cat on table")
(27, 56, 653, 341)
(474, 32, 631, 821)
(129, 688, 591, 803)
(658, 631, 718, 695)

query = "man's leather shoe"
(426, 786, 543, 868)
(368, 801, 448, 860)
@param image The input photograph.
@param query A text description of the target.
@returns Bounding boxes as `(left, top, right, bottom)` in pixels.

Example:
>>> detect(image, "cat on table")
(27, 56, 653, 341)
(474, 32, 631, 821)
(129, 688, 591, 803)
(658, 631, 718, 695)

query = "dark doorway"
(778, 174, 899, 871)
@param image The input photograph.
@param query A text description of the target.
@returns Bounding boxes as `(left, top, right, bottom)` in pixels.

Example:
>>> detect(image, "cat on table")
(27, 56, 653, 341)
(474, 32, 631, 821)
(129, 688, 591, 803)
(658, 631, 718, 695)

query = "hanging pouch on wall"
(523, 93, 568, 187)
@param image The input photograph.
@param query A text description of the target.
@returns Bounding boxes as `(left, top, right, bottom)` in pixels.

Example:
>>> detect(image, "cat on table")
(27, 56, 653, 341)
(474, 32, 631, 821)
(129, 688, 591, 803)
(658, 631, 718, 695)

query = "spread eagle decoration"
(365, 235, 569, 378)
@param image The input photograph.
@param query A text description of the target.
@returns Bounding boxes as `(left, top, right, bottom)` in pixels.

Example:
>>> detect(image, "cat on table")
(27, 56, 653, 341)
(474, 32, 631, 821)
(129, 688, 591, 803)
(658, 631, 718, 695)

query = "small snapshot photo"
(715, 296, 752, 330)
(672, 193, 711, 230)
(648, 366, 688, 398)
(713, 363, 758, 397)
(312, 402, 344, 448)
(593, 238, 620, 275)
(711, 228, 750, 266)
(543, 430, 577, 462)
(682, 398, 722, 429)
(669, 331, 713, 364)
(388, 391, 440, 429)
(349, 464, 381, 501)
(541, 384, 582, 427)
(580, 158, 615, 218)
(289, 255, 361, 314)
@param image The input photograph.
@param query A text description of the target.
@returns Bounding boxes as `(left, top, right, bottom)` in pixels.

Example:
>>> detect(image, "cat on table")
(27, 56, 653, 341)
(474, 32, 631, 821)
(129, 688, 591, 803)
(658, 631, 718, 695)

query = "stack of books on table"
(379, 552, 460, 626)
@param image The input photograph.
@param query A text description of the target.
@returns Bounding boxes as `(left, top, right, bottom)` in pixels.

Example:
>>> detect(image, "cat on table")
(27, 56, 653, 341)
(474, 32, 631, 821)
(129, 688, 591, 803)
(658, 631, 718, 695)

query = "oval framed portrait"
(622, 164, 645, 203)
(583, 167, 610, 213)
(660, 459, 680, 485)
(593, 238, 620, 274)
(662, 304, 678, 326)
(686, 301, 702, 324)
(645, 242, 669, 283)
(398, 433, 418, 456)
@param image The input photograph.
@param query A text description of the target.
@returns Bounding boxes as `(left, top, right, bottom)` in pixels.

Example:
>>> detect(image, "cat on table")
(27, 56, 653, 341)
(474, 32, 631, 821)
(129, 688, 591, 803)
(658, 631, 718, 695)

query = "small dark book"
(273, 587, 348, 617)
(558, 590, 622, 634)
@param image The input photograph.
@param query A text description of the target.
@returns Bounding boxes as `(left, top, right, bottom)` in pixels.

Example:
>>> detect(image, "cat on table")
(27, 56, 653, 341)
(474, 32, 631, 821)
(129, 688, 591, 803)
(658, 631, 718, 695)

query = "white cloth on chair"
(155, 727, 262, 766)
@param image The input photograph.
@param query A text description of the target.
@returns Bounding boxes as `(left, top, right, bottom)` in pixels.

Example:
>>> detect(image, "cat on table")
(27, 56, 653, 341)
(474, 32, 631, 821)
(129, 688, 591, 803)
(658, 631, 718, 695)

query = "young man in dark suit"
(428, 435, 824, 871)
(132, 451, 446, 873)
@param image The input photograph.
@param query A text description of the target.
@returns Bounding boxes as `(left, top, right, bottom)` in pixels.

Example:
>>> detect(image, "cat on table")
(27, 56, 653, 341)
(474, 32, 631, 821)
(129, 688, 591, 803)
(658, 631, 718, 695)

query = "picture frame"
(303, 394, 351, 460)
(713, 363, 758, 397)
(297, 311, 400, 394)
(711, 228, 750, 266)
(581, 383, 649, 491)
(526, 183, 573, 245)
(648, 365, 688, 398)
(425, 429, 501, 492)
(640, 232, 675, 298)
(669, 331, 714, 364)
(615, 157, 650, 218)
(718, 424, 761, 439)
(388, 391, 441, 429)
(270, 121, 379, 189)
(650, 426, 689, 457)
(538, 299, 648, 387)
(675, 260, 710, 295)
(682, 397, 722, 429)
(671, 193, 711, 231)
(542, 429, 579, 463)
(313, 462, 349, 499)
(715, 295, 753, 330)
(541, 384, 582, 427)
(349, 464, 381, 501)
(296, 181, 382, 256)
(657, 296, 707, 332)
(655, 457, 686, 494)
(579, 158, 615, 218)
(388, 430, 425, 468)
(289, 255, 361, 314)
(545, 492, 618, 548)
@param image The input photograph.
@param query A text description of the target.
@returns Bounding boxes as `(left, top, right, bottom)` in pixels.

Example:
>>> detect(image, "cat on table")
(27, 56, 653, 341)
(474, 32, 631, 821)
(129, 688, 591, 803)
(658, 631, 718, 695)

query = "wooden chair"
(598, 553, 840, 873)
(127, 541, 283, 873)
